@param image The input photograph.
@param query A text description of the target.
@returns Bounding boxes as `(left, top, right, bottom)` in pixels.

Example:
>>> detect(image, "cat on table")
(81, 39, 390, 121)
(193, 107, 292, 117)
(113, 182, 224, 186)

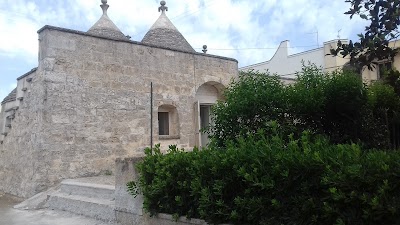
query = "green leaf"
(360, 14, 368, 19)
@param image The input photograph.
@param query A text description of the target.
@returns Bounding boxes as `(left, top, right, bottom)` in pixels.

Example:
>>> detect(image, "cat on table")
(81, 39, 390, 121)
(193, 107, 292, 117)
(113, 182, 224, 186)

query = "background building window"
(158, 112, 169, 135)
(378, 61, 392, 79)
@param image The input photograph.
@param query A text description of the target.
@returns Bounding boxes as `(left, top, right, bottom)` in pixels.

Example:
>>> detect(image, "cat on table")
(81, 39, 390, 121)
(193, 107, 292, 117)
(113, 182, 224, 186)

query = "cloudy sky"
(0, 0, 366, 101)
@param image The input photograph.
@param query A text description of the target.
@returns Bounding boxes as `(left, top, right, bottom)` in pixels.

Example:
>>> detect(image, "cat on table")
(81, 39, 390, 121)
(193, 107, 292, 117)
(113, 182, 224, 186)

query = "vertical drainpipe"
(150, 82, 153, 150)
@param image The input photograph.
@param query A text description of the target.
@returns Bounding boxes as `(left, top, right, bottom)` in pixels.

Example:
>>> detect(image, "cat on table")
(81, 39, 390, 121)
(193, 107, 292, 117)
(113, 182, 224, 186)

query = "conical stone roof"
(142, 1, 195, 53)
(87, 0, 128, 40)
(1, 88, 17, 105)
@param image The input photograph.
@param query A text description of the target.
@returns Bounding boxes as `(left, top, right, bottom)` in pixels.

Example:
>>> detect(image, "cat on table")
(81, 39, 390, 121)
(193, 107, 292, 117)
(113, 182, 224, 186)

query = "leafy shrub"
(368, 81, 400, 113)
(381, 69, 400, 97)
(210, 64, 400, 149)
(288, 65, 368, 145)
(367, 82, 400, 149)
(211, 70, 291, 147)
(129, 133, 400, 225)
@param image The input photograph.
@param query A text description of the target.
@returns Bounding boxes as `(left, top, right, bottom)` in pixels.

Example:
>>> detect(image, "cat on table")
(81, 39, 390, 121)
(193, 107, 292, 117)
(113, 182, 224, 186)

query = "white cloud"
(0, 10, 38, 61)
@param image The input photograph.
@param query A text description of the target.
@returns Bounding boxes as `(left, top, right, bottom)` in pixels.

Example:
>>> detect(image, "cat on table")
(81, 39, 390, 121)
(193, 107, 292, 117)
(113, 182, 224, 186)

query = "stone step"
(47, 191, 116, 222)
(60, 179, 115, 200)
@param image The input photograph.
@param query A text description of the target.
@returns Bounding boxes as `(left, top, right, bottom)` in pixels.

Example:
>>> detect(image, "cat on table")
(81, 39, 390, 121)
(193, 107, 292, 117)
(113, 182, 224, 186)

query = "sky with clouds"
(0, 0, 367, 101)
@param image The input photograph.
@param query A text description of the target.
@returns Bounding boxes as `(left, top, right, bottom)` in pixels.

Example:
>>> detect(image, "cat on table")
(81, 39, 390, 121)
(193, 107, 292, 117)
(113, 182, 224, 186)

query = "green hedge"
(210, 65, 400, 149)
(128, 132, 400, 225)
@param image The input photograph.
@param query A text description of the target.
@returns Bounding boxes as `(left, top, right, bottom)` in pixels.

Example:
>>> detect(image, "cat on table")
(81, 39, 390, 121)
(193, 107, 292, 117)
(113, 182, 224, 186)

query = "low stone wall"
(115, 157, 223, 225)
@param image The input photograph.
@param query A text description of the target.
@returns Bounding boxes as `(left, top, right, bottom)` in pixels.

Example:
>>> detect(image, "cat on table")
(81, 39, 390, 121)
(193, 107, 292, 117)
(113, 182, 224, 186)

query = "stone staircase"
(46, 176, 116, 222)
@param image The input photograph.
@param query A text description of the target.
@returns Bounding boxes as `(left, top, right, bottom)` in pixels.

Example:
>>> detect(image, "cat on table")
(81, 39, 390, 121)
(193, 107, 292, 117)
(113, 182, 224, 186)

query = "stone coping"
(37, 25, 238, 63)
(158, 135, 180, 140)
(17, 67, 37, 81)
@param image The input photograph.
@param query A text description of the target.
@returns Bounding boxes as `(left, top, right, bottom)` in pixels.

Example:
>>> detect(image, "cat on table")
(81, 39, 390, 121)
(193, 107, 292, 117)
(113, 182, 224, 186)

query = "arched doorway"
(194, 82, 225, 147)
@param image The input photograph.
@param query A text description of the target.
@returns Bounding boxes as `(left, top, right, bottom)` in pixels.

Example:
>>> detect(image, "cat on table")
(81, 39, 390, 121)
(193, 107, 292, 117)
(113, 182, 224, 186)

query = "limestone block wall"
(0, 69, 47, 197)
(0, 107, 3, 137)
(39, 26, 236, 150)
(0, 26, 237, 198)
(15, 68, 37, 104)
(0, 101, 18, 138)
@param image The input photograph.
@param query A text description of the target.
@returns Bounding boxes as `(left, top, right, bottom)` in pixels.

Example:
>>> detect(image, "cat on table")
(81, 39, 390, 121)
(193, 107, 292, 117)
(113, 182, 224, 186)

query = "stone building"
(240, 39, 350, 84)
(240, 39, 400, 83)
(361, 40, 400, 82)
(0, 0, 238, 198)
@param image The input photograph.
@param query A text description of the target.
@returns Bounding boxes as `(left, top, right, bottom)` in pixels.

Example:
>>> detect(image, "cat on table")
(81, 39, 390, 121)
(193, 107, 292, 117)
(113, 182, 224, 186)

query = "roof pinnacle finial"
(159, 1, 168, 13)
(202, 45, 208, 53)
(100, 0, 109, 15)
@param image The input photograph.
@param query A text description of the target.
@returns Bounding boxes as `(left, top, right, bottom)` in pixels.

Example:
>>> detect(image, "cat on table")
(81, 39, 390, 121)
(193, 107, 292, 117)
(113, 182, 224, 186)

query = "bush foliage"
(128, 65, 400, 224)
(129, 132, 400, 225)
(210, 70, 290, 147)
(211, 65, 400, 149)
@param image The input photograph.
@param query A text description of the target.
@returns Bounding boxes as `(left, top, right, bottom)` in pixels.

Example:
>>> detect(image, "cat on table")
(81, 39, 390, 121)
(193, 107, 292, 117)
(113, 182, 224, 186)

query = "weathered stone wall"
(0, 69, 47, 197)
(0, 107, 4, 136)
(0, 26, 237, 198)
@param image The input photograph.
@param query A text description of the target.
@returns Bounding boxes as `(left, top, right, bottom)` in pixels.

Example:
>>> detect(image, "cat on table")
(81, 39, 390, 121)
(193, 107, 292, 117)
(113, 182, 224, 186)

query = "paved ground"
(0, 193, 116, 225)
